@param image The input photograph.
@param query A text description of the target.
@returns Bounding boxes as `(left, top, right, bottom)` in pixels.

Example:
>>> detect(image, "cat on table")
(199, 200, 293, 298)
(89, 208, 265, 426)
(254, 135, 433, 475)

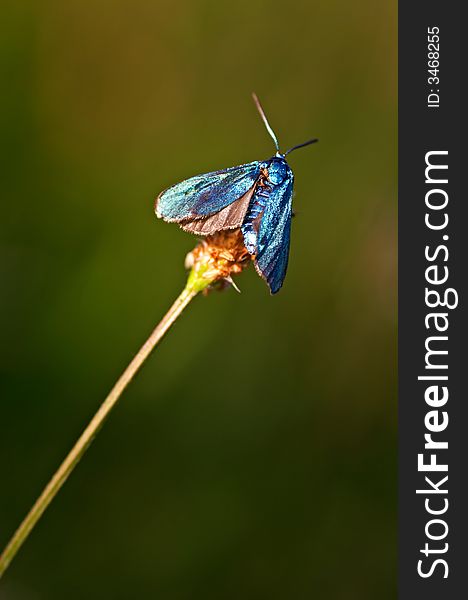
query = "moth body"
(154, 94, 317, 293)
(241, 156, 293, 255)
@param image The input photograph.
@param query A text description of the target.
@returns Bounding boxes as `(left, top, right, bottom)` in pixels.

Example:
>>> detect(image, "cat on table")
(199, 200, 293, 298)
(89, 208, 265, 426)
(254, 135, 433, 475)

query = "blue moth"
(155, 94, 318, 294)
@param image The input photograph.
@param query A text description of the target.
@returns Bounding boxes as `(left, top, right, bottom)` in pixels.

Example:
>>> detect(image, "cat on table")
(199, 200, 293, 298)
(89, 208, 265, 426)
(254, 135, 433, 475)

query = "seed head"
(185, 229, 252, 295)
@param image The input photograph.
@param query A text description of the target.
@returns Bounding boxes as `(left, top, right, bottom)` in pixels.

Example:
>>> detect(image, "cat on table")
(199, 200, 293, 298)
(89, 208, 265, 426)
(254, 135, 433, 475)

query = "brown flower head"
(184, 229, 253, 295)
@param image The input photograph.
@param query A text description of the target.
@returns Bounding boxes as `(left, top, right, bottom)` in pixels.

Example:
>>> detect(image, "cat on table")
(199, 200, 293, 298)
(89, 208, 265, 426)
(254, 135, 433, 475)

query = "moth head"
(267, 157, 290, 185)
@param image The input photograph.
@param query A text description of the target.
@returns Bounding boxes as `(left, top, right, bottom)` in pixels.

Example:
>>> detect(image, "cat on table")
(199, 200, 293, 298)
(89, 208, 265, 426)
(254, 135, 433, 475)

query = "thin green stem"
(0, 283, 198, 579)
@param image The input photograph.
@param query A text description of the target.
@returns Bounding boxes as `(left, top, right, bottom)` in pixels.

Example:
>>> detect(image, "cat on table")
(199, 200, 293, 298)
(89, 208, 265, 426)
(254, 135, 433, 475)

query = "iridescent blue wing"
(155, 161, 262, 224)
(254, 171, 294, 294)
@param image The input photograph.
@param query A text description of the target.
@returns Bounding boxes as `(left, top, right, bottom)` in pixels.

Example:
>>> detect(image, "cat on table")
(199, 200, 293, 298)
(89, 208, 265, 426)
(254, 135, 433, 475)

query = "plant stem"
(0, 284, 198, 579)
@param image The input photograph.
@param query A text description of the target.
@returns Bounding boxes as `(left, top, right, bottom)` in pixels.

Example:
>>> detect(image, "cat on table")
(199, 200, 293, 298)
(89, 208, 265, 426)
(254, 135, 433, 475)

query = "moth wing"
(254, 172, 294, 294)
(155, 161, 261, 222)
(179, 184, 256, 235)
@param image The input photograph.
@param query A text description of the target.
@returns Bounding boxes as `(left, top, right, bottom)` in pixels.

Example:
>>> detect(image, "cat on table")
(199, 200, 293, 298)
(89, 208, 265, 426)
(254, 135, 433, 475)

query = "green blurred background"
(0, 1, 396, 598)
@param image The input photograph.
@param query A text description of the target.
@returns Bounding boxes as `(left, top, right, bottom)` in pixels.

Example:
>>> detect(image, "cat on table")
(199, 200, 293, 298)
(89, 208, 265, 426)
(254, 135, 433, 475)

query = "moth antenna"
(252, 92, 280, 153)
(284, 138, 319, 156)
